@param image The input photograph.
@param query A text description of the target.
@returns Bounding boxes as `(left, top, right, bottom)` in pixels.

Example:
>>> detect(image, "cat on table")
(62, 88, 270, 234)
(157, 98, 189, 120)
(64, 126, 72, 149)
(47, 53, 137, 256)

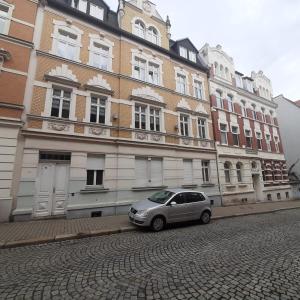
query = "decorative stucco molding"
(177, 98, 191, 111)
(195, 103, 208, 115)
(132, 86, 164, 104)
(86, 74, 111, 91)
(48, 64, 78, 82)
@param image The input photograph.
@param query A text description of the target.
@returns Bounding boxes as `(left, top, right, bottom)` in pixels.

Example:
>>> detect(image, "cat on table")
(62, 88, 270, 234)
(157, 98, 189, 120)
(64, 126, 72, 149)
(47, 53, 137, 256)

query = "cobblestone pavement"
(1, 210, 300, 300)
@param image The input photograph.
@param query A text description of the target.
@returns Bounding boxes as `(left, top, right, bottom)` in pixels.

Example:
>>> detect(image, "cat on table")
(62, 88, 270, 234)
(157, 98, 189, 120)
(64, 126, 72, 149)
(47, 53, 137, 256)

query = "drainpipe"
(215, 145, 224, 207)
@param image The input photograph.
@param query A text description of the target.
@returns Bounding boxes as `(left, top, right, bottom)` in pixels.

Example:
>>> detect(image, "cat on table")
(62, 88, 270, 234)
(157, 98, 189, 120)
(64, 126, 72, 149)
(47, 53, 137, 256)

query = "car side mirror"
(170, 201, 177, 206)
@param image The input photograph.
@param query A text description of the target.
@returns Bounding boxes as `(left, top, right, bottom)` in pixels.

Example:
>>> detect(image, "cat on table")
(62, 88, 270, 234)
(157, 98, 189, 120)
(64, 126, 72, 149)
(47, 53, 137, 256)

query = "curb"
(1, 206, 300, 250)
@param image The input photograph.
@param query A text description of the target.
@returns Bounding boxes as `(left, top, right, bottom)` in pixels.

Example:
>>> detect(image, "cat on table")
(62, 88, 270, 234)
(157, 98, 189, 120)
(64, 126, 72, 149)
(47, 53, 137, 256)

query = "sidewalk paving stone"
(0, 199, 300, 248)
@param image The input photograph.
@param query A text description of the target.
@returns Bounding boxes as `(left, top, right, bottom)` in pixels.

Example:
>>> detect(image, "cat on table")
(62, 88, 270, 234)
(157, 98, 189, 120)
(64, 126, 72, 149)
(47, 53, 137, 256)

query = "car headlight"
(136, 210, 148, 217)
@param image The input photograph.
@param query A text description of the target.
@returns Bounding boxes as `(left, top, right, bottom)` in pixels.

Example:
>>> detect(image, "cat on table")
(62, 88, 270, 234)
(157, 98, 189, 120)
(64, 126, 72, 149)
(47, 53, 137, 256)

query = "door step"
(32, 215, 67, 221)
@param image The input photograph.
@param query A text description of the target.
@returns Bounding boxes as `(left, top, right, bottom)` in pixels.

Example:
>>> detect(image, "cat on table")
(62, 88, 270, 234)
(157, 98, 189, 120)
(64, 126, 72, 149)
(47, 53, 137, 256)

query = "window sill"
(132, 186, 168, 192)
(181, 184, 198, 189)
(80, 187, 110, 194)
(225, 184, 236, 189)
(238, 184, 248, 188)
(201, 183, 215, 187)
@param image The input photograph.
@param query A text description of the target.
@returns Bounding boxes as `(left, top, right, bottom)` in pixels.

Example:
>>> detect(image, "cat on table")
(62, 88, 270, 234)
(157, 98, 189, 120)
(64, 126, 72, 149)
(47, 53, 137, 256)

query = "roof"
(295, 100, 300, 107)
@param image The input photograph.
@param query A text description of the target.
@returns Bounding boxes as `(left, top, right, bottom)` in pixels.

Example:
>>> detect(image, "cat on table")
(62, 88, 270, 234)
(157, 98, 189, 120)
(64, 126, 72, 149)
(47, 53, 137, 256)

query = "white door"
(35, 163, 69, 217)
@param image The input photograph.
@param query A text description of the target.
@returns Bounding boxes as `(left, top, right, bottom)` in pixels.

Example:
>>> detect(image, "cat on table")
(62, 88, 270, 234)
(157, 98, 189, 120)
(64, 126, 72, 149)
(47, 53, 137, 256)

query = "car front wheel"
(151, 216, 165, 232)
(200, 211, 211, 224)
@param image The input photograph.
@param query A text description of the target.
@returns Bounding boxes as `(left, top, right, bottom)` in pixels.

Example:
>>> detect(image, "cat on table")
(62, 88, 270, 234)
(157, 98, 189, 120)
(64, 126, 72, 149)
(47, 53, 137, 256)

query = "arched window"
(214, 62, 218, 75)
(236, 162, 243, 182)
(224, 162, 231, 183)
(134, 20, 145, 38)
(148, 26, 159, 45)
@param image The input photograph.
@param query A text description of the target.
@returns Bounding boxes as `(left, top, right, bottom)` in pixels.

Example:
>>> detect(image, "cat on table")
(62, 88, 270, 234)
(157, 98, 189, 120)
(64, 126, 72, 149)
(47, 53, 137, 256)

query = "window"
(134, 20, 145, 38)
(252, 104, 257, 120)
(236, 163, 243, 182)
(183, 159, 193, 185)
(135, 104, 146, 130)
(220, 124, 228, 145)
(86, 156, 105, 186)
(0, 3, 10, 35)
(227, 94, 234, 112)
(267, 194, 272, 201)
(274, 136, 280, 153)
(286, 192, 289, 199)
(245, 129, 252, 148)
(189, 51, 196, 62)
(232, 126, 239, 146)
(180, 114, 189, 137)
(256, 132, 262, 150)
(266, 134, 271, 152)
(198, 118, 207, 139)
(261, 107, 266, 122)
(277, 193, 281, 200)
(90, 3, 104, 20)
(202, 161, 210, 183)
(90, 96, 106, 124)
(216, 91, 223, 109)
(148, 26, 159, 45)
(214, 62, 219, 75)
(148, 63, 160, 85)
(179, 47, 187, 59)
(51, 88, 71, 119)
(241, 101, 247, 117)
(235, 74, 243, 88)
(71, 0, 87, 12)
(177, 74, 187, 94)
(224, 162, 231, 183)
(194, 80, 203, 100)
(56, 29, 78, 60)
(133, 57, 146, 81)
(172, 193, 186, 205)
(135, 157, 163, 187)
(40, 152, 71, 162)
(134, 104, 161, 132)
(90, 42, 109, 70)
(185, 192, 206, 203)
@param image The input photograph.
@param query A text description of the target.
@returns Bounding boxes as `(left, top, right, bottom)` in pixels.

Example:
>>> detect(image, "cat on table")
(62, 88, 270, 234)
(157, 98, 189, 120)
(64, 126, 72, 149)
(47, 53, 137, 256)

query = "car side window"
(186, 192, 206, 203)
(171, 193, 186, 205)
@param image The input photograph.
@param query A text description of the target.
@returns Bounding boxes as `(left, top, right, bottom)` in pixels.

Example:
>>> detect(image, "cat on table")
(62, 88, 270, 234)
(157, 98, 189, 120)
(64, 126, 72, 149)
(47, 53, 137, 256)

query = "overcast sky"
(104, 0, 300, 101)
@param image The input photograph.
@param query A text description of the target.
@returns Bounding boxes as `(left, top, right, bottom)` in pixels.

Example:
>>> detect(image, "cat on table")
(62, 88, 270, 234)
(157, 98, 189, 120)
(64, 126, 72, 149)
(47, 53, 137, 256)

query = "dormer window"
(90, 3, 104, 20)
(148, 26, 159, 45)
(235, 74, 243, 88)
(134, 20, 145, 38)
(189, 51, 196, 63)
(71, 0, 87, 12)
(179, 47, 187, 59)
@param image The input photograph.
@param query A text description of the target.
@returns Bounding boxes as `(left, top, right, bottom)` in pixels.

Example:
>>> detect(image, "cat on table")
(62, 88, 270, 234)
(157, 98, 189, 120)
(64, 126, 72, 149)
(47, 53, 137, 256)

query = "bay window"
(180, 114, 190, 137)
(90, 96, 106, 124)
(51, 88, 71, 119)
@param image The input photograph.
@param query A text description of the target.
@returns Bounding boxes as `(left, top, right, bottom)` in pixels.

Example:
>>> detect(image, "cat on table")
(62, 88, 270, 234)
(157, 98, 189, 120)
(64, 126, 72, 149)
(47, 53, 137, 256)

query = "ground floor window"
(202, 161, 210, 183)
(86, 156, 105, 187)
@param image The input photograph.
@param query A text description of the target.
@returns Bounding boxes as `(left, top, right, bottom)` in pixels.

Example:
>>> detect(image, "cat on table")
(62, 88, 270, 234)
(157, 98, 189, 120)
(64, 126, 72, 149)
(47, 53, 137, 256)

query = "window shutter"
(150, 158, 163, 186)
(87, 156, 105, 170)
(183, 160, 193, 184)
(135, 158, 148, 187)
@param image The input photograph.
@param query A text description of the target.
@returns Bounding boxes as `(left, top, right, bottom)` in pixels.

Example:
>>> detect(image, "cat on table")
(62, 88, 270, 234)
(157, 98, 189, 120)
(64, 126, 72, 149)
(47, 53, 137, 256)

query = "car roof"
(166, 189, 204, 194)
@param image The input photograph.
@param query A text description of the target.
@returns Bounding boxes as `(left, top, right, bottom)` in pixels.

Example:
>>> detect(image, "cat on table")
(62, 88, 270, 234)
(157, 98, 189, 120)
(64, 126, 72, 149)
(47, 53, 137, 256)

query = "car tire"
(200, 211, 211, 224)
(151, 216, 165, 232)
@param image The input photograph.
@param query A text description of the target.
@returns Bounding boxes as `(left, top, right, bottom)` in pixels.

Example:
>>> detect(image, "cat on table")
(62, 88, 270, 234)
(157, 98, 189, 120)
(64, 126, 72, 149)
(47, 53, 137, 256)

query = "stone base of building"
(0, 197, 13, 222)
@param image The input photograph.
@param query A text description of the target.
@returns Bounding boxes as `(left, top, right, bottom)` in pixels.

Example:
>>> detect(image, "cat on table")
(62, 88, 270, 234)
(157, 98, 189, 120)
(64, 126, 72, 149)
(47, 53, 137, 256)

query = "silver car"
(128, 189, 212, 231)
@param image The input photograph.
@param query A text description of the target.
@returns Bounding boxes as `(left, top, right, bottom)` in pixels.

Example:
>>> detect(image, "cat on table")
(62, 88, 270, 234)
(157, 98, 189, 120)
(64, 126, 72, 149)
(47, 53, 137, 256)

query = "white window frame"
(176, 73, 187, 94)
(227, 94, 234, 112)
(175, 67, 190, 95)
(180, 113, 190, 137)
(0, 0, 14, 35)
(202, 161, 210, 183)
(133, 18, 146, 38)
(266, 134, 272, 152)
(189, 51, 197, 62)
(256, 131, 263, 150)
(179, 46, 188, 59)
(194, 80, 203, 100)
(216, 90, 223, 109)
(236, 163, 243, 183)
(86, 155, 105, 187)
(220, 123, 228, 145)
(241, 100, 247, 117)
(88, 34, 114, 72)
(224, 162, 231, 183)
(71, 0, 88, 13)
(147, 26, 161, 46)
(51, 20, 83, 62)
(198, 118, 207, 139)
(245, 129, 253, 148)
(89, 3, 104, 20)
(232, 125, 240, 146)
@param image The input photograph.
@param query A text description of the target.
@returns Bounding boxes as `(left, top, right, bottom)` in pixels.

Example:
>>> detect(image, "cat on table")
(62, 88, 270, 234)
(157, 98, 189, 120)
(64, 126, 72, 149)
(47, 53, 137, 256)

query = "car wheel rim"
(202, 213, 210, 223)
(153, 218, 163, 231)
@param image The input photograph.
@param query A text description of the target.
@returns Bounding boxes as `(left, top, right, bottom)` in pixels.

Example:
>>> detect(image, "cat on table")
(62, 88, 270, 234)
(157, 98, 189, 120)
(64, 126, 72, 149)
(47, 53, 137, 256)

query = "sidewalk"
(1, 200, 300, 249)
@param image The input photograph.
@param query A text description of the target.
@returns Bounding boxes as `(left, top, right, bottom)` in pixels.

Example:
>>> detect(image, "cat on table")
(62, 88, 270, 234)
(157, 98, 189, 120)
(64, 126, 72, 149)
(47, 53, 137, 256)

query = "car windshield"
(148, 190, 175, 204)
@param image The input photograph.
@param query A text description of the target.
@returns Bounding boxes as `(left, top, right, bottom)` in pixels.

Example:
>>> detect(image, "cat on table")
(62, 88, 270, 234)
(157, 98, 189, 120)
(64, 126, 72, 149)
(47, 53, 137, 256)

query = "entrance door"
(35, 163, 70, 217)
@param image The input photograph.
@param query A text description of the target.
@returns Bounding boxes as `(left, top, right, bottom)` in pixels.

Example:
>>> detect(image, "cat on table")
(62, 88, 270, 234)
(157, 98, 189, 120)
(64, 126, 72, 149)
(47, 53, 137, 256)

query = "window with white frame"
(194, 80, 203, 100)
(241, 100, 247, 117)
(227, 94, 234, 112)
(274, 136, 280, 153)
(133, 57, 146, 81)
(256, 132, 262, 150)
(266, 134, 271, 152)
(183, 159, 193, 185)
(51, 88, 71, 119)
(252, 104, 257, 120)
(270, 110, 274, 124)
(176, 73, 187, 94)
(198, 118, 207, 139)
(72, 0, 87, 12)
(232, 126, 239, 146)
(235, 74, 243, 88)
(220, 124, 228, 145)
(180, 114, 190, 137)
(245, 129, 252, 148)
(189, 51, 196, 62)
(56, 29, 79, 60)
(148, 26, 159, 45)
(216, 91, 223, 109)
(135, 157, 163, 187)
(134, 19, 145, 38)
(224, 162, 231, 183)
(89, 3, 104, 20)
(236, 162, 243, 183)
(179, 46, 188, 59)
(148, 62, 160, 85)
(86, 156, 105, 186)
(90, 42, 109, 70)
(134, 104, 161, 132)
(202, 161, 210, 183)
(90, 95, 106, 124)
(0, 2, 11, 35)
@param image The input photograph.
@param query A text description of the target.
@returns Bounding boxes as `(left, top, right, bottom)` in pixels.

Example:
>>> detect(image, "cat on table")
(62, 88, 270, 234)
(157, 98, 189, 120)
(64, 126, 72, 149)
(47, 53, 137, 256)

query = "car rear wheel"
(200, 211, 211, 224)
(151, 216, 165, 232)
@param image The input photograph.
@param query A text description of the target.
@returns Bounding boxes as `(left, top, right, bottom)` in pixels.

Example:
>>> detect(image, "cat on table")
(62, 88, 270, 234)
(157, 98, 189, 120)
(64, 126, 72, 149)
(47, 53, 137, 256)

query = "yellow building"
(13, 0, 220, 220)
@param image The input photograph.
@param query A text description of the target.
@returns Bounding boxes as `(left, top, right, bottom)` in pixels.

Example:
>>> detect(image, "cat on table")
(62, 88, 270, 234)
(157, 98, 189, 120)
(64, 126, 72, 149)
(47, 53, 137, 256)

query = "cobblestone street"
(1, 210, 300, 300)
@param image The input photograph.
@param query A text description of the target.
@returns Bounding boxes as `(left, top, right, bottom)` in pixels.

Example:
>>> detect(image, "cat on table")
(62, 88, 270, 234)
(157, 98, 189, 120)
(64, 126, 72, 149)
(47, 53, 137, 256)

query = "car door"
(185, 192, 207, 221)
(167, 193, 190, 223)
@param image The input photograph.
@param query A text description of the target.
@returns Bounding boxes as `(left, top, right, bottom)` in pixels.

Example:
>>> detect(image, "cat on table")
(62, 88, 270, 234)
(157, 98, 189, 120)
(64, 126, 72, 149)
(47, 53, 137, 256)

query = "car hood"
(132, 199, 163, 211)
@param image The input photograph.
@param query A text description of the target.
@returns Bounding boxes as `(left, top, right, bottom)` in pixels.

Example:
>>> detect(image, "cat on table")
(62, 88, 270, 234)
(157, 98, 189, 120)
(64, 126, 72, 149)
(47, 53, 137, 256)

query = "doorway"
(34, 163, 70, 217)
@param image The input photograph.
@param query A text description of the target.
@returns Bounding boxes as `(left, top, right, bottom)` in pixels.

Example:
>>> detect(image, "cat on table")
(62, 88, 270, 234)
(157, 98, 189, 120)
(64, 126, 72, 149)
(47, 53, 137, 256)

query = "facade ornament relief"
(48, 122, 70, 132)
(48, 64, 78, 82)
(151, 134, 162, 142)
(89, 127, 106, 136)
(87, 74, 111, 91)
(195, 103, 208, 115)
(135, 132, 148, 141)
(182, 138, 191, 145)
(177, 98, 191, 111)
(132, 86, 164, 103)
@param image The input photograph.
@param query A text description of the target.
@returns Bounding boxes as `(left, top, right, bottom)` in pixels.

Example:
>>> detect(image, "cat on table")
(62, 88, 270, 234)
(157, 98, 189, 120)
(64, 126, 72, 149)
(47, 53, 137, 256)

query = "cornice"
(0, 34, 34, 48)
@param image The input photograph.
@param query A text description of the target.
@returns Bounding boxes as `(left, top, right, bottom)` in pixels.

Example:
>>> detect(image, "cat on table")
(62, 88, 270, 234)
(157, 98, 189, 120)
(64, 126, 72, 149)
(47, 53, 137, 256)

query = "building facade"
(0, 0, 38, 221)
(274, 95, 300, 199)
(199, 44, 291, 205)
(13, 0, 220, 221)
